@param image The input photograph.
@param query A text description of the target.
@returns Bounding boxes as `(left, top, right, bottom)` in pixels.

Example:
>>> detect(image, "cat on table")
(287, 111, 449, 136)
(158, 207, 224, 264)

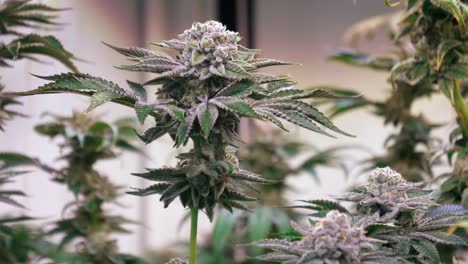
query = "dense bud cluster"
(337, 167, 434, 221)
(255, 211, 376, 264)
(178, 21, 241, 80)
(294, 211, 372, 263)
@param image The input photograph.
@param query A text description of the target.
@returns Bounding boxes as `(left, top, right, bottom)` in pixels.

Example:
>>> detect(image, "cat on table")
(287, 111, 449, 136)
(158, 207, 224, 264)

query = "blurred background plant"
(0, 112, 150, 264)
(0, 0, 77, 131)
(33, 112, 147, 263)
(323, 0, 468, 192)
(0, 0, 78, 88)
(0, 1, 82, 262)
(255, 167, 468, 263)
(0, 152, 45, 263)
(2, 0, 468, 263)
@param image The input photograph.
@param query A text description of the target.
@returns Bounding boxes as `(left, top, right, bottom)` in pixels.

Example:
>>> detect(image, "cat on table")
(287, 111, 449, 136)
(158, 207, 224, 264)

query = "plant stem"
(454, 80, 468, 136)
(189, 207, 199, 264)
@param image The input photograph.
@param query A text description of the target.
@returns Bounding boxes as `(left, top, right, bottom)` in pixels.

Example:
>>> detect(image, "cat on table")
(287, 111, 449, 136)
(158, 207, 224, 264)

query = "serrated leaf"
(230, 169, 275, 184)
(116, 62, 179, 74)
(365, 223, 396, 235)
(411, 231, 466, 245)
(136, 124, 172, 144)
(210, 96, 258, 117)
(159, 181, 190, 204)
(224, 62, 252, 79)
(197, 102, 219, 138)
(157, 105, 186, 123)
(127, 183, 171, 196)
(265, 100, 353, 136)
(250, 58, 294, 68)
(131, 168, 185, 182)
(175, 112, 195, 147)
(268, 108, 334, 137)
(255, 109, 288, 131)
(297, 199, 348, 213)
(134, 103, 153, 124)
(17, 73, 138, 112)
(103, 42, 173, 60)
(412, 239, 441, 262)
(87, 89, 120, 111)
(127, 81, 147, 102)
(216, 79, 256, 97)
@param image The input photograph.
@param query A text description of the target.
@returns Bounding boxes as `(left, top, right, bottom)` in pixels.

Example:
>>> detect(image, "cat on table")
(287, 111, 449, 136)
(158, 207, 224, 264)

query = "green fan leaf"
(197, 102, 219, 138)
(216, 79, 256, 97)
(127, 183, 171, 196)
(131, 168, 185, 182)
(210, 96, 258, 117)
(412, 239, 441, 262)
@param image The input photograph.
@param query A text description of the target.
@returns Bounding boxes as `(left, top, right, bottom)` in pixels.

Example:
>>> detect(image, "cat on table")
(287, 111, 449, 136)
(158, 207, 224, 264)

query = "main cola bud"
(337, 167, 434, 221)
(178, 21, 241, 80)
(255, 211, 375, 263)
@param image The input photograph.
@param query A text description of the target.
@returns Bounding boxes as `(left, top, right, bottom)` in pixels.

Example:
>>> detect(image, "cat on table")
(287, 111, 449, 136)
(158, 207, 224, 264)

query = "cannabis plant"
(197, 125, 349, 263)
(0, 152, 37, 208)
(0, 152, 35, 263)
(0, 0, 78, 78)
(253, 210, 391, 264)
(324, 54, 440, 182)
(0, 0, 77, 130)
(0, 152, 56, 263)
(262, 167, 468, 263)
(33, 112, 146, 264)
(15, 20, 349, 263)
(323, 0, 468, 190)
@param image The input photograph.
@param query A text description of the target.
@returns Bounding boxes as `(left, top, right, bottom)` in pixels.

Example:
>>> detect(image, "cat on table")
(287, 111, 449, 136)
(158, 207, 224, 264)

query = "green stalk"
(189, 135, 202, 264)
(189, 207, 199, 264)
(453, 81, 468, 136)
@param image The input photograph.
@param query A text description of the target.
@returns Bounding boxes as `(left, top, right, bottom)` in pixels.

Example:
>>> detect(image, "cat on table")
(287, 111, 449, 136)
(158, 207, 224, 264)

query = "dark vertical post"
(218, 0, 256, 48)
(217, 0, 238, 31)
(246, 0, 256, 48)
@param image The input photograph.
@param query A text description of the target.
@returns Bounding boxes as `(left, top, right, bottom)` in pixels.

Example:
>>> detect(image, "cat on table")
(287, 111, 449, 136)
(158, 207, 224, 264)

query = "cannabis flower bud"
(177, 21, 241, 80)
(337, 167, 434, 221)
(255, 211, 375, 264)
